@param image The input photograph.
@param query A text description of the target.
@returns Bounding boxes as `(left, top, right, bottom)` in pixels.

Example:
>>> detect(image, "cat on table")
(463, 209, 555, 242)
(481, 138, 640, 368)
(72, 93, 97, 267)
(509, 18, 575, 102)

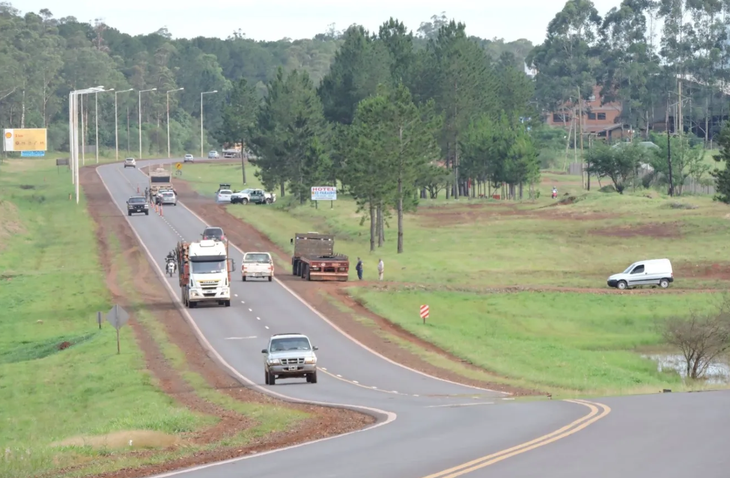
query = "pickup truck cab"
(242, 252, 274, 282)
(126, 196, 149, 216)
(249, 189, 276, 204)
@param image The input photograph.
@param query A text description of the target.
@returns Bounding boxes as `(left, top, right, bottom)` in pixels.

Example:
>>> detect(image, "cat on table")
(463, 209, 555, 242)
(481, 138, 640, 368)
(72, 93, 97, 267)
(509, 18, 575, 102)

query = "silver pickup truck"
(241, 252, 274, 281)
(262, 333, 318, 385)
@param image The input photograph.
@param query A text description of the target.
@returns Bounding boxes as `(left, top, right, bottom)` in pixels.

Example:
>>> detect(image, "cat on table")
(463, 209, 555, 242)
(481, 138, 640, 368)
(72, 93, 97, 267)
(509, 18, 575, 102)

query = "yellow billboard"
(3, 128, 48, 152)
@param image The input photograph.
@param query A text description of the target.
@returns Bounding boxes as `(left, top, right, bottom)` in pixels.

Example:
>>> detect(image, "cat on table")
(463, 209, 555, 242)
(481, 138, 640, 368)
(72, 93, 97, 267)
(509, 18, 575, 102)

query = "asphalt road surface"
(98, 160, 730, 478)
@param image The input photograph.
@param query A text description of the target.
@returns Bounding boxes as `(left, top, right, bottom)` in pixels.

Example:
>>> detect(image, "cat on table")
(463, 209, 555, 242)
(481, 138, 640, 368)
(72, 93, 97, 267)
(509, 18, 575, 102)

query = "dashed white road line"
(425, 402, 495, 409)
(265, 325, 269, 329)
(248, 308, 253, 312)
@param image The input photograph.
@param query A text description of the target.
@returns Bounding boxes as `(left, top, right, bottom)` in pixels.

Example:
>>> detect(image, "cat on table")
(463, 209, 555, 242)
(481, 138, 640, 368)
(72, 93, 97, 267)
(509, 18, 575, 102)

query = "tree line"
(0, 4, 530, 157)
(220, 20, 540, 253)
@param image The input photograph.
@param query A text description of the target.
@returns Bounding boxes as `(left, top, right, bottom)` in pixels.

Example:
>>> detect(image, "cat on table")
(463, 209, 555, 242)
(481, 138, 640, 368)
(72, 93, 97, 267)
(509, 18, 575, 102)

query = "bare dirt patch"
(589, 222, 682, 239)
(676, 262, 730, 281)
(0, 199, 27, 250)
(77, 166, 373, 478)
(53, 431, 182, 450)
(417, 201, 614, 227)
(172, 180, 538, 397)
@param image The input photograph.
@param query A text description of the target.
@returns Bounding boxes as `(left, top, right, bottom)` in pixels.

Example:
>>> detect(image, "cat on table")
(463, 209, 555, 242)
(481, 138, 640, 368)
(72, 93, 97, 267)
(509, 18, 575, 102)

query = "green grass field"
(179, 161, 730, 395)
(0, 158, 307, 477)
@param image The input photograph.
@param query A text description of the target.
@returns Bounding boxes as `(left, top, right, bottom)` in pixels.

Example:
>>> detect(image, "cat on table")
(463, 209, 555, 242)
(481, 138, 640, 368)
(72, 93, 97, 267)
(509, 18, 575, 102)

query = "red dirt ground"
(73, 166, 373, 478)
(589, 222, 682, 239)
(675, 261, 730, 281)
(171, 180, 540, 397)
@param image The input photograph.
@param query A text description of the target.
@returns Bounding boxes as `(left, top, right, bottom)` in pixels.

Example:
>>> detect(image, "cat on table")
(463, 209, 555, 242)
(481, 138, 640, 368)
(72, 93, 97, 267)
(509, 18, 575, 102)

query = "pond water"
(643, 354, 730, 384)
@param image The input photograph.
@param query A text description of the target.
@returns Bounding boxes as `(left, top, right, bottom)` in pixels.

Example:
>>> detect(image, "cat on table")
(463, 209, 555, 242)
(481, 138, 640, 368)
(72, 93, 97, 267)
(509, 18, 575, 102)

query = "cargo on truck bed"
(290, 232, 348, 281)
(175, 238, 233, 308)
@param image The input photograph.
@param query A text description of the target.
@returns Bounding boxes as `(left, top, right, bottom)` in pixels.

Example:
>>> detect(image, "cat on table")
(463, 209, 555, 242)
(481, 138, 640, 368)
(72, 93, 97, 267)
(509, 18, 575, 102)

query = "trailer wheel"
(224, 300, 231, 307)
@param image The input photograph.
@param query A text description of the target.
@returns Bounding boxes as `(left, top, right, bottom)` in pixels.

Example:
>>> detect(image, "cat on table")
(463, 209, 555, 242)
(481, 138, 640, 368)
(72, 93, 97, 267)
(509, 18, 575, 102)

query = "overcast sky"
(17, 1, 623, 44)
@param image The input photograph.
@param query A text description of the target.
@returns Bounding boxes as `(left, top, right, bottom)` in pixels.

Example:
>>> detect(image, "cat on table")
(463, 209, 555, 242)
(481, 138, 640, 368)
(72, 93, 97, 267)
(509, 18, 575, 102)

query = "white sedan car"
(216, 189, 232, 203)
(158, 190, 177, 206)
(184, 154, 194, 163)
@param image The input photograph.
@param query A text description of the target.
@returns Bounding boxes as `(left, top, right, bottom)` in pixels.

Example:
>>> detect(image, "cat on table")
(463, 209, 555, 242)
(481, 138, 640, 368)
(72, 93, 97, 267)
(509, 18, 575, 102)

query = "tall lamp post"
(138, 87, 157, 159)
(69, 86, 106, 204)
(114, 88, 133, 161)
(94, 88, 114, 163)
(200, 90, 218, 158)
(166, 87, 184, 158)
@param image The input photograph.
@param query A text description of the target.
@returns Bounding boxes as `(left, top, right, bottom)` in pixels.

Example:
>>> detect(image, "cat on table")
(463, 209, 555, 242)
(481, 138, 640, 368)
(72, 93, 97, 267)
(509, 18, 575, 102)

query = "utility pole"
(678, 79, 683, 135)
(578, 87, 586, 190)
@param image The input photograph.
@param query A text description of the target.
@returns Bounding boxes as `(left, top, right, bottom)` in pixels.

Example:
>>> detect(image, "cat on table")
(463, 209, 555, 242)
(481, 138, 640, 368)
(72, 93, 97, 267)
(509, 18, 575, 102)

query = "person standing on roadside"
(356, 257, 363, 280)
(378, 258, 384, 281)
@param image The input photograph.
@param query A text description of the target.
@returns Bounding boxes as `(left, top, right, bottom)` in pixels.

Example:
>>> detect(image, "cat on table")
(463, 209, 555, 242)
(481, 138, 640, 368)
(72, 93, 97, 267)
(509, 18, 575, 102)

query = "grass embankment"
(0, 158, 307, 478)
(180, 161, 729, 395)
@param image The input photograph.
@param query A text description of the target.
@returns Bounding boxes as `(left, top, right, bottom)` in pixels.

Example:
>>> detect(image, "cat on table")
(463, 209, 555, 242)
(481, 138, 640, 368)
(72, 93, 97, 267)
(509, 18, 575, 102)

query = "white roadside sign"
(311, 186, 337, 201)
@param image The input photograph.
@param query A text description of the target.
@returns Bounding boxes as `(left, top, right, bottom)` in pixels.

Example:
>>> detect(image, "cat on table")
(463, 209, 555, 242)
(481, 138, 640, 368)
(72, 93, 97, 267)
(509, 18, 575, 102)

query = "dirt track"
(76, 166, 373, 478)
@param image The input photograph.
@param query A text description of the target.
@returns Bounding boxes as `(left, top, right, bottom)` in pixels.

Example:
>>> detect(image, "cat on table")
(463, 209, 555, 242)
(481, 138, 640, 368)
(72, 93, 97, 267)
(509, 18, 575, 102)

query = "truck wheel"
(292, 262, 298, 276)
(128, 211, 132, 216)
(224, 300, 231, 307)
(268, 276, 272, 282)
(189, 301, 197, 308)
(145, 211, 149, 215)
(617, 280, 628, 290)
(266, 198, 272, 204)
(308, 371, 317, 384)
(242, 198, 249, 205)
(242, 275, 246, 281)
(269, 372, 276, 385)
(265, 370, 270, 385)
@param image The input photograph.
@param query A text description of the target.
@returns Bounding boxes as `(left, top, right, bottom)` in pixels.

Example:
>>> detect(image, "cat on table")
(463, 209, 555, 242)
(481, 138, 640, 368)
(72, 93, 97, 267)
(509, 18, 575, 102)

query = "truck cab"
(176, 239, 232, 308)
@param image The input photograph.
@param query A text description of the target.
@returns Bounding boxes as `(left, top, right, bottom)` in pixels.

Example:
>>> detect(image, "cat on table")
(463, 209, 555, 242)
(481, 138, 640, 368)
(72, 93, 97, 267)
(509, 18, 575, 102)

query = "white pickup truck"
(241, 252, 274, 282)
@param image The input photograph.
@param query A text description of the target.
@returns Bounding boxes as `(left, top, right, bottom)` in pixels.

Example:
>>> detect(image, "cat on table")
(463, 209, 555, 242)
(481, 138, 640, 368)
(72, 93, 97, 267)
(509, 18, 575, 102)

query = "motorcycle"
(166, 259, 176, 277)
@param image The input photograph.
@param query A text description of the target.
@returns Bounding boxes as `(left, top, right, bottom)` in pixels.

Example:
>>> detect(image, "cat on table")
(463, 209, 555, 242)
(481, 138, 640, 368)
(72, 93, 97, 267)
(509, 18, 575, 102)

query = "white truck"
(175, 239, 233, 307)
(241, 252, 274, 282)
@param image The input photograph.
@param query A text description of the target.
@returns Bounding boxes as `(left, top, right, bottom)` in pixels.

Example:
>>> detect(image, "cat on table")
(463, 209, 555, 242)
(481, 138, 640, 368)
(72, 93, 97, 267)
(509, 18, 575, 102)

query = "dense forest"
(0, 4, 532, 156)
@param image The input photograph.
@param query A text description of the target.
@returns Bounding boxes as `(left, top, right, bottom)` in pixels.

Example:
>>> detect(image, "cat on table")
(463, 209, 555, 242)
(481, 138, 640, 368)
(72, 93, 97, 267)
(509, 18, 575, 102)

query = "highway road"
(96, 160, 730, 478)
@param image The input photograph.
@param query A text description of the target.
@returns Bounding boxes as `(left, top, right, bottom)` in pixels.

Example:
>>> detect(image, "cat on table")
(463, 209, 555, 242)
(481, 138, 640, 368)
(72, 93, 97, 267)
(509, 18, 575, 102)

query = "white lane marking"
(241, 301, 245, 304)
(95, 165, 397, 478)
(265, 326, 270, 329)
(225, 336, 257, 340)
(234, 294, 238, 297)
(321, 367, 327, 371)
(425, 402, 495, 409)
(337, 374, 342, 378)
(248, 308, 252, 312)
(171, 191, 506, 396)
(133, 161, 505, 400)
(256, 317, 261, 321)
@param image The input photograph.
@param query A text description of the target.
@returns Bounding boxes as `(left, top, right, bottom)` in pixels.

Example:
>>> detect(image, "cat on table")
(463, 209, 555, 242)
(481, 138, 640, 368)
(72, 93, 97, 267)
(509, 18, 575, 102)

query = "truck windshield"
(270, 338, 311, 351)
(244, 254, 270, 263)
(191, 261, 226, 274)
(129, 198, 145, 204)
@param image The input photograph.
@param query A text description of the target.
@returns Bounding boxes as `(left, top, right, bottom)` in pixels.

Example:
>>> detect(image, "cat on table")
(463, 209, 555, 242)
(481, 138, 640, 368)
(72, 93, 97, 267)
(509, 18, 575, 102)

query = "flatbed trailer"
(291, 232, 349, 281)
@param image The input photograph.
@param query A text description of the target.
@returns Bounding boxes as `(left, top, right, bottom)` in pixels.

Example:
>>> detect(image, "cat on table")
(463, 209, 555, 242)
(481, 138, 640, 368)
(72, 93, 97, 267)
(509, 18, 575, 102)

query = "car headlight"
(304, 357, 316, 364)
(268, 358, 281, 365)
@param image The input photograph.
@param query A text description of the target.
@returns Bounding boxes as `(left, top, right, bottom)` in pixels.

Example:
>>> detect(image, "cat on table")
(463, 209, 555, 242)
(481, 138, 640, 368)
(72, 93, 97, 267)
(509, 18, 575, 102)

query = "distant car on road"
(208, 150, 219, 159)
(216, 188, 232, 203)
(158, 190, 177, 206)
(184, 154, 194, 163)
(202, 226, 225, 241)
(124, 158, 136, 168)
(126, 196, 149, 216)
(262, 333, 318, 385)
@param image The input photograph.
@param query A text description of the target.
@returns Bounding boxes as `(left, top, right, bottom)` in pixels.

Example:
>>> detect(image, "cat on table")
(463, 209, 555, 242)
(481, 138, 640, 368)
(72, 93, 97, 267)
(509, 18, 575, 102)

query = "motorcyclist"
(165, 251, 175, 265)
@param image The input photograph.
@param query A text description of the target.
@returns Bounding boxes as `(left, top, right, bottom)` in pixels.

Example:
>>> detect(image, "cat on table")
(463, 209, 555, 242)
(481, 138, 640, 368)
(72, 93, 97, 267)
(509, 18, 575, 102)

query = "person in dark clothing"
(355, 257, 363, 280)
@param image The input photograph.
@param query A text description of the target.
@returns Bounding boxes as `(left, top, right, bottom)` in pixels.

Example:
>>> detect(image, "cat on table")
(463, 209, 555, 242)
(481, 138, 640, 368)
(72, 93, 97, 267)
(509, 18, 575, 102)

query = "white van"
(607, 259, 674, 290)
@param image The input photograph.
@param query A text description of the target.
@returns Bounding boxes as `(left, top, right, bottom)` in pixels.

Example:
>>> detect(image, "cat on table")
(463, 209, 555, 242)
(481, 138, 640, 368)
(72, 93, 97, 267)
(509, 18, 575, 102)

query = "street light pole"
(114, 88, 133, 161)
(138, 87, 157, 159)
(94, 88, 114, 164)
(166, 87, 184, 158)
(200, 90, 218, 158)
(81, 94, 85, 166)
(68, 86, 105, 203)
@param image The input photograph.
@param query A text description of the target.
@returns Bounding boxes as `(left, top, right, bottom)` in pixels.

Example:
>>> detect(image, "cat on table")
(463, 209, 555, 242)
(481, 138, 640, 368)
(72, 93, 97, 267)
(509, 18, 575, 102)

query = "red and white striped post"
(420, 304, 429, 324)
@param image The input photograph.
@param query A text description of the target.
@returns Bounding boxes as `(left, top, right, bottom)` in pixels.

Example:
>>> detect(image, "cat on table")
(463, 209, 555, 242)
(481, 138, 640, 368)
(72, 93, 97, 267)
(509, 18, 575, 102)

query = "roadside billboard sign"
(3, 128, 48, 152)
(311, 186, 337, 201)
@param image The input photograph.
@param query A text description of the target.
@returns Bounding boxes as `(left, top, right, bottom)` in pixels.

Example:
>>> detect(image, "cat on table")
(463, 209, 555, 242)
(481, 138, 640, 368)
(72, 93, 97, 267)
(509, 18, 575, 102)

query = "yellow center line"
(420, 399, 611, 478)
